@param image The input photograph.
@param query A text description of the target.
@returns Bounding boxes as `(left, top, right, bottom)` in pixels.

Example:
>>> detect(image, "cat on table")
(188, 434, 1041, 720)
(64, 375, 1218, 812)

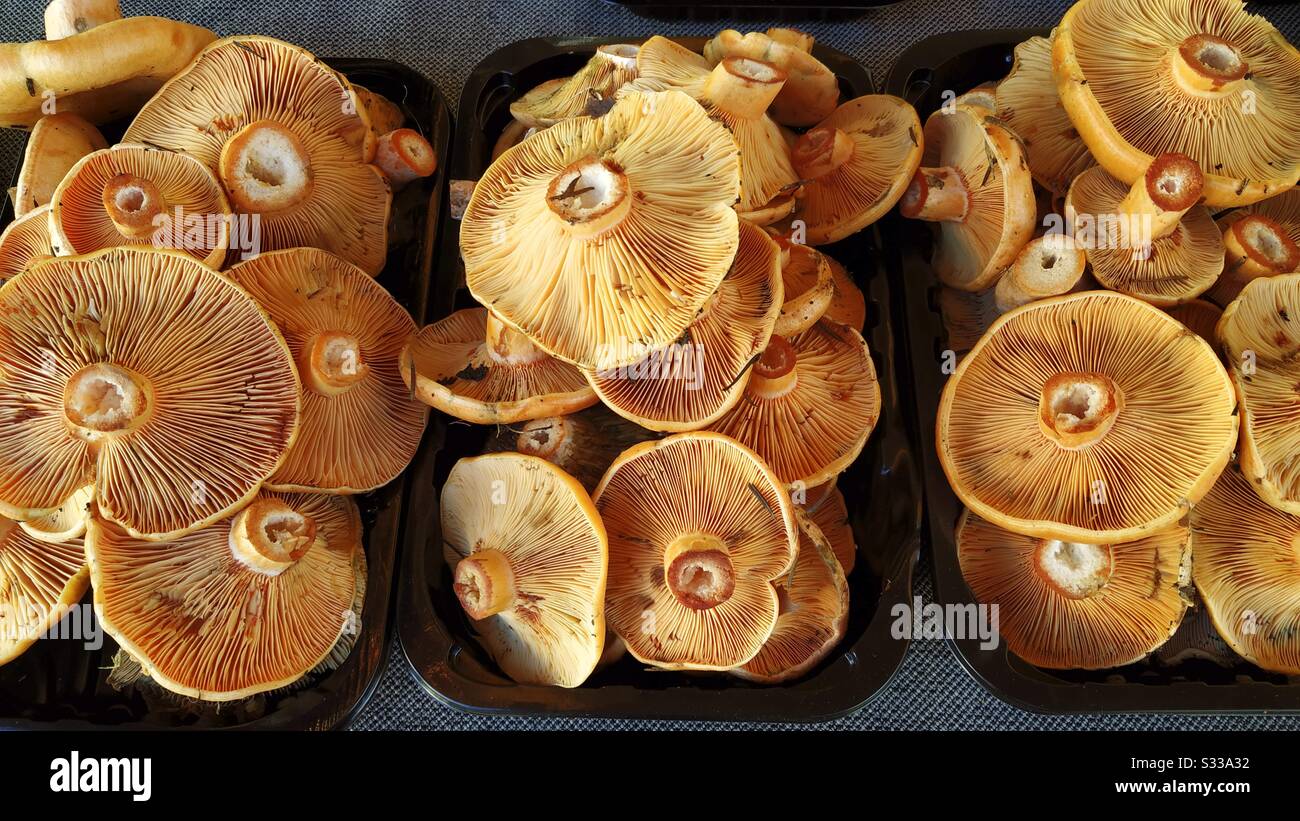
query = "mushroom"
(635, 36, 798, 217)
(773, 237, 834, 337)
(19, 483, 92, 543)
(481, 404, 656, 493)
(995, 34, 1094, 196)
(373, 128, 436, 191)
(822, 251, 866, 331)
(900, 105, 1036, 291)
(1205, 213, 1300, 306)
(595, 432, 798, 670)
(461, 88, 741, 371)
(13, 112, 106, 217)
(1165, 299, 1223, 345)
(43, 0, 121, 40)
(993, 233, 1087, 312)
(1191, 465, 1300, 673)
(401, 307, 597, 425)
(86, 491, 362, 700)
(1065, 154, 1222, 306)
(732, 512, 849, 683)
(702, 29, 839, 127)
(790, 95, 923, 246)
(225, 248, 427, 494)
(957, 509, 1191, 669)
(353, 84, 405, 142)
(0, 204, 55, 280)
(0, 247, 300, 540)
(1153, 599, 1238, 668)
(48, 143, 231, 268)
(0, 517, 87, 666)
(803, 482, 855, 574)
(1216, 273, 1300, 513)
(122, 36, 391, 275)
(709, 319, 881, 490)
(510, 44, 640, 128)
(937, 286, 999, 359)
(585, 220, 782, 431)
(442, 452, 607, 687)
(954, 83, 998, 113)
(0, 14, 216, 127)
(1054, 0, 1300, 207)
(491, 119, 535, 162)
(938, 290, 1237, 543)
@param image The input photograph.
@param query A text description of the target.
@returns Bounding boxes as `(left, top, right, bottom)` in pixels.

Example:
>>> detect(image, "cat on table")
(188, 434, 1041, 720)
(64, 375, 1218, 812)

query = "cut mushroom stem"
(995, 234, 1087, 312)
(63, 362, 151, 436)
(749, 335, 798, 399)
(515, 416, 579, 464)
(1172, 33, 1249, 96)
(44, 0, 121, 39)
(101, 173, 165, 239)
(899, 166, 970, 223)
(664, 533, 736, 610)
(1117, 153, 1204, 245)
(791, 125, 854, 180)
(485, 311, 549, 366)
(1226, 215, 1300, 278)
(453, 548, 516, 620)
(228, 498, 318, 576)
(218, 120, 315, 214)
(374, 128, 436, 191)
(703, 57, 787, 120)
(1037, 372, 1124, 450)
(545, 156, 631, 238)
(301, 331, 370, 396)
(1033, 540, 1113, 599)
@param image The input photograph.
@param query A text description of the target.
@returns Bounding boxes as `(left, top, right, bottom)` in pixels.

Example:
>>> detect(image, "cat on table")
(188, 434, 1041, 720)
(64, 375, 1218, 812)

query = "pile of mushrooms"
(0, 3, 437, 701)
(936, 0, 1300, 671)
(426, 30, 918, 686)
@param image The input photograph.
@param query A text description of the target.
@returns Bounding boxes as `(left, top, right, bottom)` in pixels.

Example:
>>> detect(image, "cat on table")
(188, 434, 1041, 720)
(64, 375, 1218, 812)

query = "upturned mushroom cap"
(957, 509, 1191, 669)
(442, 453, 607, 687)
(803, 482, 855, 574)
(702, 29, 840, 127)
(401, 307, 597, 425)
(900, 106, 1036, 291)
(1165, 299, 1223, 345)
(48, 143, 231, 269)
(14, 112, 106, 217)
(225, 248, 426, 494)
(511, 44, 640, 128)
(790, 95, 922, 246)
(732, 511, 849, 683)
(0, 16, 216, 127)
(20, 483, 92, 543)
(0, 518, 87, 666)
(773, 237, 833, 337)
(461, 88, 741, 371)
(0, 247, 300, 540)
(954, 83, 998, 113)
(995, 34, 1094, 196)
(481, 404, 656, 493)
(0, 204, 54, 280)
(586, 221, 782, 431)
(86, 491, 361, 700)
(1217, 273, 1300, 513)
(122, 36, 391, 274)
(594, 432, 797, 670)
(1192, 465, 1300, 673)
(710, 319, 880, 489)
(938, 290, 1237, 543)
(1054, 0, 1300, 207)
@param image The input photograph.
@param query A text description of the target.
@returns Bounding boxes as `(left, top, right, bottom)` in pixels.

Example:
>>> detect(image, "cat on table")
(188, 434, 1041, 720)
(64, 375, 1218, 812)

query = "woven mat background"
(3, 0, 1299, 730)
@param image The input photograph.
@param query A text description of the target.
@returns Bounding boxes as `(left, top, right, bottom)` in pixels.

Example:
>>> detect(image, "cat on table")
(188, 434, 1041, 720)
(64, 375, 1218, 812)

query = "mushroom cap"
(481, 404, 656, 493)
(938, 290, 1237, 543)
(822, 251, 866, 331)
(794, 95, 923, 246)
(774, 238, 833, 337)
(912, 106, 1037, 291)
(955, 83, 998, 113)
(225, 248, 427, 494)
(401, 307, 598, 425)
(936, 286, 999, 359)
(510, 44, 640, 128)
(86, 491, 361, 700)
(19, 483, 93, 543)
(1066, 165, 1222, 306)
(49, 144, 232, 269)
(804, 482, 855, 574)
(0, 247, 300, 540)
(0, 518, 87, 666)
(1054, 0, 1300, 207)
(461, 88, 741, 371)
(732, 511, 849, 683)
(14, 112, 107, 217)
(710, 319, 881, 489)
(594, 431, 798, 670)
(122, 36, 391, 275)
(0, 16, 217, 128)
(586, 220, 783, 431)
(1191, 464, 1300, 673)
(702, 29, 840, 127)
(441, 452, 607, 687)
(995, 34, 1094, 196)
(1165, 298, 1223, 345)
(957, 509, 1191, 669)
(0, 204, 55, 280)
(1217, 273, 1300, 513)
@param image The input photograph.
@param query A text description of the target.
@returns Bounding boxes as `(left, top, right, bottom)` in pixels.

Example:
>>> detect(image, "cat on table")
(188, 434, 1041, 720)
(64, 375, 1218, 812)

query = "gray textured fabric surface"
(3, 0, 1299, 730)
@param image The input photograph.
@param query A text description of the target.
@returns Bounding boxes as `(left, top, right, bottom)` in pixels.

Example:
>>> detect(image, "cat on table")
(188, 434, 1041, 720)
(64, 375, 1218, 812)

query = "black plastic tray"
(885, 29, 1300, 714)
(397, 36, 922, 723)
(0, 57, 452, 729)
(605, 0, 901, 22)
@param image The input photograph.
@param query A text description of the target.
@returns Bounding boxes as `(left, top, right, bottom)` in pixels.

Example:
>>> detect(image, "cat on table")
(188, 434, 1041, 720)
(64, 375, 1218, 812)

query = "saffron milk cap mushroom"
(0, 518, 87, 666)
(14, 112, 106, 217)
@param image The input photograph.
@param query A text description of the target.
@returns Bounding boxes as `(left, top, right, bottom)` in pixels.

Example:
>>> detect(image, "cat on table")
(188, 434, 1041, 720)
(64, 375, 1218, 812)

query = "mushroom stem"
(595, 43, 639, 71)
(899, 167, 970, 223)
(43, 0, 121, 40)
(748, 335, 798, 399)
(791, 126, 854, 180)
(1171, 34, 1249, 97)
(545, 156, 632, 239)
(1117, 153, 1204, 245)
(1037, 372, 1124, 450)
(101, 173, 166, 240)
(229, 498, 318, 576)
(1225, 215, 1300, 279)
(1033, 540, 1113, 599)
(994, 234, 1087, 313)
(453, 549, 516, 620)
(63, 362, 151, 436)
(663, 533, 735, 610)
(516, 416, 579, 465)
(301, 331, 370, 396)
(218, 120, 315, 214)
(703, 57, 787, 120)
(485, 312, 549, 365)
